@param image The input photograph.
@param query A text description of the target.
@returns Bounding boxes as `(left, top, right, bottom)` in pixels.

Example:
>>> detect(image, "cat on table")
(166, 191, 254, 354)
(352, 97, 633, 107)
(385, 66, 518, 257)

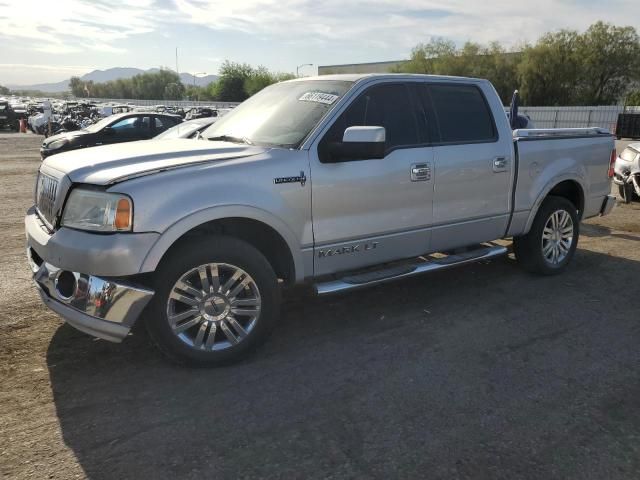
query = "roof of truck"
(287, 73, 487, 84)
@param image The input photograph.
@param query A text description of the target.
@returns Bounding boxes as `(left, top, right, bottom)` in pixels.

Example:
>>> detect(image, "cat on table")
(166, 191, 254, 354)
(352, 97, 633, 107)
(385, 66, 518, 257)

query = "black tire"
(513, 195, 579, 275)
(618, 183, 639, 203)
(145, 235, 280, 366)
(619, 184, 630, 204)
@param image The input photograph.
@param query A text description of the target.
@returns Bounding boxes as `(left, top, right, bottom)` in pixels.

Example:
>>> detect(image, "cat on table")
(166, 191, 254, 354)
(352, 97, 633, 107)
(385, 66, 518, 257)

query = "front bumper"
(28, 247, 154, 342)
(25, 206, 160, 277)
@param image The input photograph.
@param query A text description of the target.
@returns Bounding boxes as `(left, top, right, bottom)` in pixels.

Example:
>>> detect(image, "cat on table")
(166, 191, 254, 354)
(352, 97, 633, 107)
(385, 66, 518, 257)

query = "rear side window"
(155, 116, 176, 132)
(428, 84, 497, 143)
(321, 83, 420, 154)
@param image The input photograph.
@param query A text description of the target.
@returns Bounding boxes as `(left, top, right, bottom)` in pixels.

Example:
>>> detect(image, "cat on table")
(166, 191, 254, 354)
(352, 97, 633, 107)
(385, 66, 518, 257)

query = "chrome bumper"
(28, 248, 154, 342)
(600, 195, 616, 216)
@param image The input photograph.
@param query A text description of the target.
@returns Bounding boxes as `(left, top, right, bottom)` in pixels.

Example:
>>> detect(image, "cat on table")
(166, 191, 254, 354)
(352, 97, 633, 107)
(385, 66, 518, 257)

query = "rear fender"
(523, 174, 587, 235)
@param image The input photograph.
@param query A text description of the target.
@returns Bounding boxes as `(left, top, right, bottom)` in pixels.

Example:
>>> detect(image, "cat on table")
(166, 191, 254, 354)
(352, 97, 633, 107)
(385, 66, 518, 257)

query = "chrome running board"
(315, 244, 508, 296)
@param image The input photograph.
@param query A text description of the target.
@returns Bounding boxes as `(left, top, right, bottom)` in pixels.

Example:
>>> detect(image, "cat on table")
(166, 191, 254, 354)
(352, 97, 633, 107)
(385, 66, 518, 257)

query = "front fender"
(139, 204, 306, 281)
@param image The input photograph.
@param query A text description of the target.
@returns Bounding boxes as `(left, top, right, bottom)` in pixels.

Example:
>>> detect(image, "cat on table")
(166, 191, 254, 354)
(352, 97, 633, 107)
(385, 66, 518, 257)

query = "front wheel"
(145, 236, 280, 366)
(513, 196, 579, 275)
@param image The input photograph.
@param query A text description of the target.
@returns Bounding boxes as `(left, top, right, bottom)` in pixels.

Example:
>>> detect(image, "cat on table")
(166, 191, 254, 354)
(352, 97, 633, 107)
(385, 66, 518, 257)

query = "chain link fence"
(86, 98, 240, 109)
(519, 106, 640, 132)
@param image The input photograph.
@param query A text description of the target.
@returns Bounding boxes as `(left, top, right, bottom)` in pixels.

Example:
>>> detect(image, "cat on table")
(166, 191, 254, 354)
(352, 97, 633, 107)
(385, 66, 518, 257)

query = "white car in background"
(154, 116, 218, 139)
(614, 143, 640, 202)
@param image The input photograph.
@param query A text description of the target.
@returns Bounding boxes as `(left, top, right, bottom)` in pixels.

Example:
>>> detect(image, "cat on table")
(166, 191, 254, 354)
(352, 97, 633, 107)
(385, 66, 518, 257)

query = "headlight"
(47, 138, 68, 150)
(62, 189, 133, 232)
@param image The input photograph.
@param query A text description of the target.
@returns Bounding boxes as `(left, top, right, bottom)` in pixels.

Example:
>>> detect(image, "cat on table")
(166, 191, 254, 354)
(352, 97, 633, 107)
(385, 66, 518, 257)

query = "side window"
(110, 116, 150, 136)
(428, 84, 497, 143)
(155, 116, 172, 132)
(319, 83, 419, 159)
(110, 117, 137, 132)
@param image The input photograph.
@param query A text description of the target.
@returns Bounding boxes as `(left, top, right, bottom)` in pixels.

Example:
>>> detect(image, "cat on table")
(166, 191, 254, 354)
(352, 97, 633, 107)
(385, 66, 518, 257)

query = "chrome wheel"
(166, 263, 261, 351)
(541, 209, 574, 265)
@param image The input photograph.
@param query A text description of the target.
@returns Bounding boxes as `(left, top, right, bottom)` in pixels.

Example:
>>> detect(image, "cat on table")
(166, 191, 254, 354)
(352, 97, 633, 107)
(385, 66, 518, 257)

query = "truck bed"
(508, 128, 615, 236)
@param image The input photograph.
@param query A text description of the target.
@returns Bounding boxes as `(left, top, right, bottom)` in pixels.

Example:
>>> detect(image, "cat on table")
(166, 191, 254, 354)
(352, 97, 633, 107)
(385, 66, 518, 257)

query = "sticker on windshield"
(298, 92, 339, 105)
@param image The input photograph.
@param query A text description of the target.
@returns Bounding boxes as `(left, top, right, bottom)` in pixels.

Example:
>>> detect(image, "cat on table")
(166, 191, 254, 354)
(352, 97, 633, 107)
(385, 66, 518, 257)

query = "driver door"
(102, 115, 152, 144)
(310, 82, 435, 276)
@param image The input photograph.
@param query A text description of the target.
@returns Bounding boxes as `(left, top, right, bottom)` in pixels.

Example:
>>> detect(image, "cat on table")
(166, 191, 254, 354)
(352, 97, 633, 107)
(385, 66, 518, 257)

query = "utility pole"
(175, 48, 179, 75)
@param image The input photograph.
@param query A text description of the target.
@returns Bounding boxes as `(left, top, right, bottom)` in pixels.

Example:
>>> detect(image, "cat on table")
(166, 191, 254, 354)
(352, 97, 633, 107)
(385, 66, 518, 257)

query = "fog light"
(55, 271, 77, 300)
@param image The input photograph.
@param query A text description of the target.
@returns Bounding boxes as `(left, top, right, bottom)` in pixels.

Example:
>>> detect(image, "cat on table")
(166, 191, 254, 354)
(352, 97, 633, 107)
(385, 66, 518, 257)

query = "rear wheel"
(514, 196, 579, 275)
(145, 236, 280, 366)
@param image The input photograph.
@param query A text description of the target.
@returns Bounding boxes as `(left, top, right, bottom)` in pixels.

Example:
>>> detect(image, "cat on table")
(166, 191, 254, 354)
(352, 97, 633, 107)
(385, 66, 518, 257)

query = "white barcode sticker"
(298, 92, 339, 105)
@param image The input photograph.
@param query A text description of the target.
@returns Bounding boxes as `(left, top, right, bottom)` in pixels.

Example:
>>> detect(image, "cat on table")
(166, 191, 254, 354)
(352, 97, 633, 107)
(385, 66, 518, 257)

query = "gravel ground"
(1, 133, 639, 480)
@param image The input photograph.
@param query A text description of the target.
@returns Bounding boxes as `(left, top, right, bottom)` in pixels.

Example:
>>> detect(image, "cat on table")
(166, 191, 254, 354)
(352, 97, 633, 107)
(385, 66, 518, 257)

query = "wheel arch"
(523, 177, 586, 234)
(140, 206, 305, 283)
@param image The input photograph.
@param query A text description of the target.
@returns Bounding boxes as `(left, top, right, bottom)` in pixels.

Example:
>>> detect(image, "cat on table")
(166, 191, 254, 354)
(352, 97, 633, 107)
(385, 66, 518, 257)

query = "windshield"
(202, 80, 353, 147)
(83, 115, 119, 133)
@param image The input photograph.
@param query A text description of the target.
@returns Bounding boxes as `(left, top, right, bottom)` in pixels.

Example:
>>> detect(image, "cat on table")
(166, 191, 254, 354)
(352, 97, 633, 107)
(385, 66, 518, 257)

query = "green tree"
(244, 67, 295, 96)
(518, 30, 581, 105)
(69, 77, 85, 97)
(397, 39, 519, 103)
(626, 90, 640, 105)
(164, 82, 185, 100)
(0, 85, 10, 95)
(574, 21, 640, 105)
(210, 61, 254, 101)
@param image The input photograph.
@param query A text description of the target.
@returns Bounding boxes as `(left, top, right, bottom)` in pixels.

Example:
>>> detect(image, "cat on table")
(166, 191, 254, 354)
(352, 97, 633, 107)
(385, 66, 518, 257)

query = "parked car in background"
(40, 112, 181, 158)
(614, 143, 640, 202)
(0, 100, 19, 131)
(100, 104, 132, 117)
(154, 116, 218, 139)
(26, 74, 615, 366)
(185, 107, 218, 121)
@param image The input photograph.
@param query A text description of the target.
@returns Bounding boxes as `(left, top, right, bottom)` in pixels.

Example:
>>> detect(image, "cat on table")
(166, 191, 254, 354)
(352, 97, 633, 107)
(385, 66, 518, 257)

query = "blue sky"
(0, 0, 637, 85)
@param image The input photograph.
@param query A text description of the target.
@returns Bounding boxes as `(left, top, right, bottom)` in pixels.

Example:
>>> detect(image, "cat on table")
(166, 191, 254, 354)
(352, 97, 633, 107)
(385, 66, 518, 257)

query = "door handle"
(492, 157, 508, 172)
(411, 163, 431, 181)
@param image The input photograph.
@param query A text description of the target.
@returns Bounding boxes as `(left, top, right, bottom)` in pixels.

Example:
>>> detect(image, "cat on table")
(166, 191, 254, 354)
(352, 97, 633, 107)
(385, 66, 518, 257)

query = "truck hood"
(42, 139, 267, 185)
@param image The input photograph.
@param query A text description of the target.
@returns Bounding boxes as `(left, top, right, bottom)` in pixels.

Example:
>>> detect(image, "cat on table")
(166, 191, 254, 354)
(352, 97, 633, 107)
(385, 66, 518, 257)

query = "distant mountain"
(8, 68, 218, 93)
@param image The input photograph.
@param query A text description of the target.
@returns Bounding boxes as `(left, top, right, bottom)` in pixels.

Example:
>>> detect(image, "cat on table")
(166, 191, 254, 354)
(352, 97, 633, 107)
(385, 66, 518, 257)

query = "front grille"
(36, 173, 59, 227)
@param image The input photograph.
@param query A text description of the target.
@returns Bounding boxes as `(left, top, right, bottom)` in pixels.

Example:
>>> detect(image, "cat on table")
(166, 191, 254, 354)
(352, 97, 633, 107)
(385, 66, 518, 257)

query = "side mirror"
(103, 126, 115, 136)
(325, 126, 386, 163)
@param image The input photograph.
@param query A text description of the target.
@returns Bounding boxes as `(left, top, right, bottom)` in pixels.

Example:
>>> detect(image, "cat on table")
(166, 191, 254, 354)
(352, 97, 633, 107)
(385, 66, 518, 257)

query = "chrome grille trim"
(36, 173, 59, 228)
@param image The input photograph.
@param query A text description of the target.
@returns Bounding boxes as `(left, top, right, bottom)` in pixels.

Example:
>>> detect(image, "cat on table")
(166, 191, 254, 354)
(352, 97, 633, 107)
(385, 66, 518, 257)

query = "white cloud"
(1, 0, 638, 83)
(0, 0, 161, 54)
(171, 0, 639, 51)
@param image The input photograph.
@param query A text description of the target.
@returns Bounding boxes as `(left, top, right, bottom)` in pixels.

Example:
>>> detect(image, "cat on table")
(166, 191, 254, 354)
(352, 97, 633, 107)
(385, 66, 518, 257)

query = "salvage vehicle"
(185, 107, 218, 121)
(26, 74, 616, 366)
(614, 143, 640, 202)
(154, 116, 218, 139)
(40, 112, 181, 158)
(0, 100, 19, 131)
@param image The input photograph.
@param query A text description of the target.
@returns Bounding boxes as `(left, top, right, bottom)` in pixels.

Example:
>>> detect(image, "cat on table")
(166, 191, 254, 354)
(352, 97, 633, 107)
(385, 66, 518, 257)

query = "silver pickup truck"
(25, 74, 616, 365)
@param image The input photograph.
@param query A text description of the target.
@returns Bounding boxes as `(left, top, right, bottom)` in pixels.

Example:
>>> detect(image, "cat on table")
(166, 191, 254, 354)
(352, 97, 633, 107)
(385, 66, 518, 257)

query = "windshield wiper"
(207, 135, 253, 145)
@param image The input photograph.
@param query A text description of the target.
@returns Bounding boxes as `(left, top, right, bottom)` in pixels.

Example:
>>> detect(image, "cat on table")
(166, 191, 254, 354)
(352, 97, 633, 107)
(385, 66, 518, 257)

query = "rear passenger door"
(104, 115, 152, 144)
(422, 83, 513, 251)
(310, 82, 435, 276)
(153, 115, 178, 136)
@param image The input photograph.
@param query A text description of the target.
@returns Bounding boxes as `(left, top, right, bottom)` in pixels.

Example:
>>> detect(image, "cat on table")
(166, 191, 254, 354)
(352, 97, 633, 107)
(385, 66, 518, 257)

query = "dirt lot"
(1, 132, 639, 479)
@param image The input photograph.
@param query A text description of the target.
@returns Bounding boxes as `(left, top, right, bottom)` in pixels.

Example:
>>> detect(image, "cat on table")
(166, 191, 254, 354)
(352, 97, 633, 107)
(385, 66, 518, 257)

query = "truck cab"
(25, 74, 616, 366)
